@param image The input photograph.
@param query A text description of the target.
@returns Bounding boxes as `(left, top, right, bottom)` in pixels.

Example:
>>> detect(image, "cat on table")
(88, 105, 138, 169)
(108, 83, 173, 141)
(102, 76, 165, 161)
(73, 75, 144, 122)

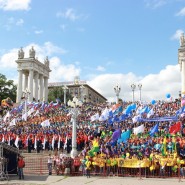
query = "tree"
(0, 73, 17, 103)
(48, 86, 72, 103)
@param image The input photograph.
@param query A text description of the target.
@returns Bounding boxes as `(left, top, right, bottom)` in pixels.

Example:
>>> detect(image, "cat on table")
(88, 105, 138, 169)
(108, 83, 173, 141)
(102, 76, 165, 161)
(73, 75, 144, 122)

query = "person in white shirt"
(47, 154, 53, 175)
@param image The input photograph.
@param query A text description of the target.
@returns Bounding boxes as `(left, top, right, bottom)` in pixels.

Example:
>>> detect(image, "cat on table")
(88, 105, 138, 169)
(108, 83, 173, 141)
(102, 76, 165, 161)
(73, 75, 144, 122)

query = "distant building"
(48, 76, 107, 103)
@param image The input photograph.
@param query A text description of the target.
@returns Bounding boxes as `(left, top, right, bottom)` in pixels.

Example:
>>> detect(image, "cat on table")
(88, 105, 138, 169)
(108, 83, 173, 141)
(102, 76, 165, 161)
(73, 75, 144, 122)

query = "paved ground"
(0, 175, 184, 185)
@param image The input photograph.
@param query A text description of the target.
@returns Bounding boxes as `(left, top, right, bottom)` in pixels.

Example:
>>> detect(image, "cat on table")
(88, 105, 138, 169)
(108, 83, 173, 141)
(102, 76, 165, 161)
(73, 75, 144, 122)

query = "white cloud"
(56, 8, 87, 21)
(0, 43, 182, 103)
(16, 18, 24, 26)
(4, 17, 24, 30)
(176, 7, 185, 16)
(96, 65, 105, 72)
(144, 0, 168, 9)
(0, 42, 80, 83)
(88, 65, 181, 102)
(34, 30, 43, 34)
(171, 29, 184, 40)
(60, 24, 67, 31)
(0, 0, 31, 11)
(49, 57, 81, 82)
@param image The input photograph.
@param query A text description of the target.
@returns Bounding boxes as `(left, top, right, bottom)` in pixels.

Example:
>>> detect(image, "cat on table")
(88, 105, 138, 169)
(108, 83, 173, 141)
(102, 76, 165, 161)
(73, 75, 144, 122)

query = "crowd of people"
(0, 96, 185, 178)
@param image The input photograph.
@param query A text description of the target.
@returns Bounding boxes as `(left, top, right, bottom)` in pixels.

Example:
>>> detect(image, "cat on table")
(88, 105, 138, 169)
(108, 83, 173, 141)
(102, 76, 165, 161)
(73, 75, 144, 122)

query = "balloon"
(131, 104, 136, 110)
(166, 93, 171, 99)
(151, 100, 156, 105)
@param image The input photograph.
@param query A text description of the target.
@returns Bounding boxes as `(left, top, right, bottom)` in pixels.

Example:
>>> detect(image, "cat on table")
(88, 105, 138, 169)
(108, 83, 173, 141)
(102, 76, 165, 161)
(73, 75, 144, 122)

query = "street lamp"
(131, 84, 136, 102)
(67, 96, 82, 158)
(63, 85, 68, 105)
(114, 84, 121, 104)
(138, 84, 142, 101)
(22, 88, 30, 121)
(79, 85, 85, 102)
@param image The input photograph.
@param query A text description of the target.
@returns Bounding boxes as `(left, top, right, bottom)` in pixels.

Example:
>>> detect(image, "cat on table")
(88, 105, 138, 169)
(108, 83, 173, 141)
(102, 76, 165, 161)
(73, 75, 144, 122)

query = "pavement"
(0, 175, 184, 185)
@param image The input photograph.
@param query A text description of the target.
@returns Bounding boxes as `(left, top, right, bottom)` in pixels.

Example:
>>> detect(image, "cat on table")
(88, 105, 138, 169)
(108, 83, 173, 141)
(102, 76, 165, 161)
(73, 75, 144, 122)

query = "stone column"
(28, 69, 34, 102)
(16, 69, 23, 103)
(24, 73, 28, 90)
(43, 77, 48, 102)
(39, 74, 44, 102)
(181, 60, 185, 94)
(34, 72, 39, 102)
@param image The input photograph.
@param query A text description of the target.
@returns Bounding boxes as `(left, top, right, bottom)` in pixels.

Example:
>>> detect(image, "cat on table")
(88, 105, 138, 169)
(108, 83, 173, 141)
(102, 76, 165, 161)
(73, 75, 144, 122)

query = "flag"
(147, 108, 155, 118)
(169, 122, 181, 134)
(90, 113, 99, 122)
(34, 110, 39, 116)
(132, 115, 141, 123)
(9, 118, 16, 127)
(43, 137, 46, 150)
(41, 119, 50, 127)
(2, 135, 4, 143)
(3, 111, 11, 122)
(64, 136, 67, 150)
(58, 136, 61, 149)
(133, 124, 145, 135)
(99, 108, 109, 121)
(172, 136, 177, 153)
(112, 129, 121, 142)
(121, 130, 131, 143)
(161, 137, 167, 156)
(34, 137, 37, 149)
(8, 135, 10, 145)
(150, 123, 159, 136)
(15, 136, 19, 148)
(91, 139, 99, 153)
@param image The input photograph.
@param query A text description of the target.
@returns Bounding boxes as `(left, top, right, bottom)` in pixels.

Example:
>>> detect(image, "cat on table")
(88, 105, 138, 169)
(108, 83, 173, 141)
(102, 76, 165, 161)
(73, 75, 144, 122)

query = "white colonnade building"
(16, 47, 51, 103)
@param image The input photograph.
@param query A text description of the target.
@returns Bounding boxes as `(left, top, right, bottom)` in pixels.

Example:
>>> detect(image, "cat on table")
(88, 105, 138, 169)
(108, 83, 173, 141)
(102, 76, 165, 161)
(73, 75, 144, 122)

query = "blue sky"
(0, 0, 185, 102)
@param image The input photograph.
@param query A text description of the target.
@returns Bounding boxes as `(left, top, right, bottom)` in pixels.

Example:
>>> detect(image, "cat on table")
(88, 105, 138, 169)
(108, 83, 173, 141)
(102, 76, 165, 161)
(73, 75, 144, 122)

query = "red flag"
(169, 122, 181, 134)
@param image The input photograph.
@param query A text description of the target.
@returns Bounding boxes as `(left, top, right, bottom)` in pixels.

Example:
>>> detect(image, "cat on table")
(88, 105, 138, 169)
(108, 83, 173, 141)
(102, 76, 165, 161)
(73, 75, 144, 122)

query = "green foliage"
(0, 73, 17, 103)
(48, 86, 72, 103)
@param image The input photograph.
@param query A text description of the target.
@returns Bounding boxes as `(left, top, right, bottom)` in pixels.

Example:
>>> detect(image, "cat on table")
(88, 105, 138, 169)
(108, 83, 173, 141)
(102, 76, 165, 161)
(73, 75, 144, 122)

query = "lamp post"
(114, 84, 121, 104)
(79, 85, 85, 102)
(138, 83, 142, 101)
(22, 88, 30, 121)
(131, 84, 136, 102)
(67, 96, 82, 158)
(63, 85, 68, 105)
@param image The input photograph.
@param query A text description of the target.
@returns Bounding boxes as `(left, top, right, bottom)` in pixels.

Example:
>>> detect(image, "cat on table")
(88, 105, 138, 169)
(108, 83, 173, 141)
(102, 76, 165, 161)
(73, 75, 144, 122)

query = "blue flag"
(150, 123, 159, 136)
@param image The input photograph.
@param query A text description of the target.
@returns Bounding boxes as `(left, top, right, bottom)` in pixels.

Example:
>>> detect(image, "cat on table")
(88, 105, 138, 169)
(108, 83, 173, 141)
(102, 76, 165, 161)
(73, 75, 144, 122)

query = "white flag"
(58, 136, 61, 149)
(43, 137, 46, 150)
(34, 110, 39, 117)
(14, 136, 19, 148)
(147, 108, 155, 118)
(3, 111, 11, 122)
(91, 113, 99, 122)
(34, 137, 37, 149)
(41, 119, 50, 127)
(9, 118, 16, 127)
(2, 135, 4, 143)
(133, 124, 145, 135)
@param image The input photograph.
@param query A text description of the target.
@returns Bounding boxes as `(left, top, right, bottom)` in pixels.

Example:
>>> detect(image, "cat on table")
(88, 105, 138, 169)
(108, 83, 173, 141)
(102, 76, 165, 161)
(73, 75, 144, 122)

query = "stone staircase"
(21, 150, 72, 175)
(22, 152, 53, 175)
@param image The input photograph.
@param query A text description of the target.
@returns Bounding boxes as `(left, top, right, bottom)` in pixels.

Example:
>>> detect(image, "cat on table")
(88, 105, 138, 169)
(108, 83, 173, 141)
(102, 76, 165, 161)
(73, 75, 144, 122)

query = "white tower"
(178, 33, 185, 95)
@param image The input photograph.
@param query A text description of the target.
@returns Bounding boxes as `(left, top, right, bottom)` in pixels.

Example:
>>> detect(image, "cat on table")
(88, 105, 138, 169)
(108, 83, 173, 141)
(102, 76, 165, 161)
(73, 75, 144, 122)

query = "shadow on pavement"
(9, 174, 48, 181)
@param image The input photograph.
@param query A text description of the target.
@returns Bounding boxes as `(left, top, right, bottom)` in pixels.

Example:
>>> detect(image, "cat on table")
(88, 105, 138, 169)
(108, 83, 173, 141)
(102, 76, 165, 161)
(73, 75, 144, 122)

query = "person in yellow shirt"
(117, 157, 124, 176)
(159, 156, 167, 177)
(99, 156, 105, 175)
(106, 155, 111, 176)
(85, 159, 91, 178)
